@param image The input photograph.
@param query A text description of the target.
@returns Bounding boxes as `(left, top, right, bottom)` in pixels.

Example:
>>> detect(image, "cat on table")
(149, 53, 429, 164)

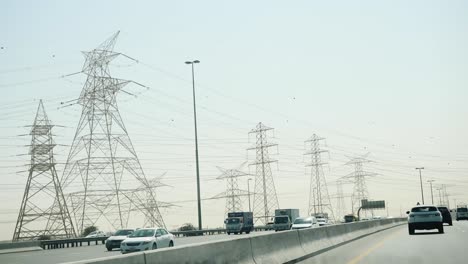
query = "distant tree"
(37, 234, 51, 240)
(178, 223, 197, 236)
(82, 226, 98, 237)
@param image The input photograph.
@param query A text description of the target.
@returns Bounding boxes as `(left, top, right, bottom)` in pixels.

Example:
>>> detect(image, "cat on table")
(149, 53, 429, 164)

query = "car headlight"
(142, 241, 151, 245)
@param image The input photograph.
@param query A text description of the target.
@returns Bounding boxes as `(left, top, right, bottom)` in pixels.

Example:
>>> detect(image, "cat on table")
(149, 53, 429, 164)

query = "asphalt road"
(3, 221, 467, 264)
(300, 220, 468, 264)
(0, 231, 273, 264)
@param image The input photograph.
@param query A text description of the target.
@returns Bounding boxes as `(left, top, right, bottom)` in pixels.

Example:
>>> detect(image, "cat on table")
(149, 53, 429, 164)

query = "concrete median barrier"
(250, 230, 305, 264)
(65, 218, 406, 264)
(145, 237, 254, 264)
(297, 225, 336, 254)
(0, 241, 41, 250)
(62, 251, 145, 264)
(0, 241, 43, 254)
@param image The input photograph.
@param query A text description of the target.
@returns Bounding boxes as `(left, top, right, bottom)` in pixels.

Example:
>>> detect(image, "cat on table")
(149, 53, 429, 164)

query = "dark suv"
(437, 206, 453, 226)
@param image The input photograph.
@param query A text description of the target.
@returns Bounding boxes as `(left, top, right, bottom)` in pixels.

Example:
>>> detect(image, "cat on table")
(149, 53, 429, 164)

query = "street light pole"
(185, 60, 202, 231)
(437, 188, 442, 205)
(415, 167, 425, 204)
(427, 180, 435, 205)
(247, 178, 252, 212)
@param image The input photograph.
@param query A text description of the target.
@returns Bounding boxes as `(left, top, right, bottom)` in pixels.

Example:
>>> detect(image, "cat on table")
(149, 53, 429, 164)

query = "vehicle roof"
(412, 205, 437, 208)
(136, 227, 162, 230)
(296, 216, 313, 220)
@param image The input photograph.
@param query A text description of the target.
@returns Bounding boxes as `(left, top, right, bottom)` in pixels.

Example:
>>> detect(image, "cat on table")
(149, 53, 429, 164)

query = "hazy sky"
(1, 0, 467, 240)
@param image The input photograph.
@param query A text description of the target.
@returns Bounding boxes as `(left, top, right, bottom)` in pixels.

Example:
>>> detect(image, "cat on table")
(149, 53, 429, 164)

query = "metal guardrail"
(19, 220, 398, 250)
(27, 226, 274, 249)
(40, 237, 108, 250)
(171, 226, 272, 237)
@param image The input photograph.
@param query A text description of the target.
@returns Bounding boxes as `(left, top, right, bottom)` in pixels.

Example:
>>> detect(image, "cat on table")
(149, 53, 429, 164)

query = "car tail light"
(434, 213, 440, 217)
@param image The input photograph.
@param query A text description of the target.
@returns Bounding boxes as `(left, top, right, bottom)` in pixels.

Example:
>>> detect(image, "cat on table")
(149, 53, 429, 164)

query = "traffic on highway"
(1, 1, 467, 264)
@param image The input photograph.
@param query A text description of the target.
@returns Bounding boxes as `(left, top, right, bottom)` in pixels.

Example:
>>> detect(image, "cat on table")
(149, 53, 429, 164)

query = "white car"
(316, 218, 329, 226)
(120, 228, 175, 254)
(407, 205, 443, 235)
(291, 217, 318, 229)
(105, 229, 135, 251)
(85, 230, 106, 238)
(456, 207, 468, 221)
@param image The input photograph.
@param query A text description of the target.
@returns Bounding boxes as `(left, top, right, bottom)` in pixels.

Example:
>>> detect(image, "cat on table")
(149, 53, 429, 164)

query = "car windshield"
(437, 207, 448, 212)
(411, 206, 437, 212)
(274, 216, 289, 224)
(226, 218, 240, 224)
(129, 229, 155, 237)
(458, 208, 468, 212)
(114, 229, 133, 236)
(294, 218, 311, 224)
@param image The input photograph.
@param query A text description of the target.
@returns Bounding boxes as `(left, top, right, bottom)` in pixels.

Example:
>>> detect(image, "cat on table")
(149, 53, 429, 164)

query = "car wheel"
(449, 221, 453, 226)
(106, 247, 112, 251)
(234, 232, 238, 235)
(227, 232, 230, 235)
(246, 231, 250, 234)
(438, 225, 444, 234)
(152, 243, 157, 250)
(408, 226, 415, 235)
(169, 241, 174, 247)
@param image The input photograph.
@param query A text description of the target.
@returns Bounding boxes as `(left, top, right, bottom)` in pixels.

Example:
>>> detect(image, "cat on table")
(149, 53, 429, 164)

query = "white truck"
(225, 212, 254, 235)
(273, 209, 300, 231)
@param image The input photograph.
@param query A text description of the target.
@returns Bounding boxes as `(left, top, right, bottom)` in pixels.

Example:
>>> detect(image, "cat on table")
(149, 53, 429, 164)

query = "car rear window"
(437, 207, 448, 212)
(458, 208, 468, 212)
(411, 206, 437, 212)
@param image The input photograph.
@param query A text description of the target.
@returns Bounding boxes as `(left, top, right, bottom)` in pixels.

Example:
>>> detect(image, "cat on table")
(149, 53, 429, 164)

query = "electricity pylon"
(335, 180, 346, 222)
(436, 184, 450, 207)
(213, 165, 250, 214)
(248, 122, 280, 225)
(341, 155, 376, 215)
(305, 134, 335, 221)
(59, 32, 165, 234)
(135, 175, 174, 227)
(13, 100, 76, 241)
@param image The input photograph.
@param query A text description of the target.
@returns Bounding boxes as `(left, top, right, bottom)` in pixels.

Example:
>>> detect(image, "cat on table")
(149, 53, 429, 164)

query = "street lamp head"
(193, 60, 200, 64)
(185, 61, 192, 64)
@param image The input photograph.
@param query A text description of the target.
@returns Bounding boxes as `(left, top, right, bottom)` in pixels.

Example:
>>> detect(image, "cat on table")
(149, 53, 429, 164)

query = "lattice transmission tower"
(305, 134, 335, 221)
(59, 32, 165, 234)
(213, 165, 250, 214)
(135, 175, 175, 228)
(335, 180, 346, 221)
(436, 184, 450, 207)
(248, 122, 280, 225)
(341, 155, 376, 215)
(13, 100, 76, 241)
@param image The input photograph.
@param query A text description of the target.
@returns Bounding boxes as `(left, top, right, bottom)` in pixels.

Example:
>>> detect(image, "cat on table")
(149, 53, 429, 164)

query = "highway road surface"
(0, 231, 273, 264)
(300, 221, 468, 264)
(2, 222, 467, 264)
